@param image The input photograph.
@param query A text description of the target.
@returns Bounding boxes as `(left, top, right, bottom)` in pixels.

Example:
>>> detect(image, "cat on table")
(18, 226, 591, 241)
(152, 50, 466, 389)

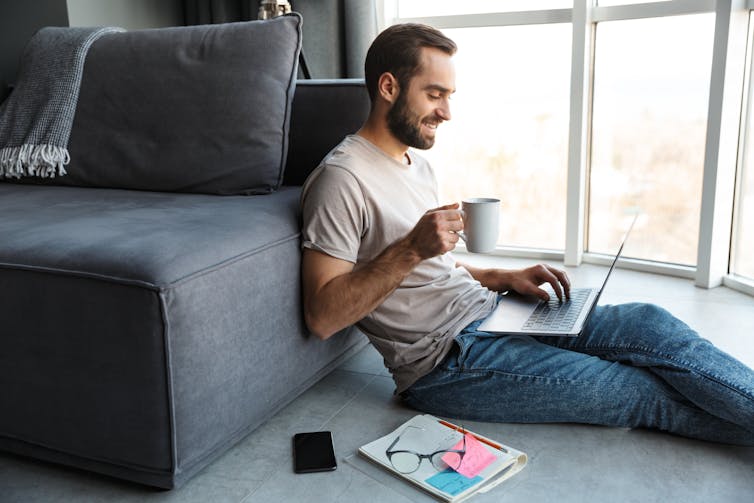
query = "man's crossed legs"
(402, 303, 754, 445)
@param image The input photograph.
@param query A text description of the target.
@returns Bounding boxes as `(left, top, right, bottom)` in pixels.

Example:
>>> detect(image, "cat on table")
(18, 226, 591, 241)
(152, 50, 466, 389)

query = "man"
(301, 23, 754, 445)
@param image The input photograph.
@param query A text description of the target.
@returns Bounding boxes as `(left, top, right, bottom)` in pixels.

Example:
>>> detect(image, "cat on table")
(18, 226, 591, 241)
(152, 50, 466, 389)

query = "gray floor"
(3, 255, 754, 502)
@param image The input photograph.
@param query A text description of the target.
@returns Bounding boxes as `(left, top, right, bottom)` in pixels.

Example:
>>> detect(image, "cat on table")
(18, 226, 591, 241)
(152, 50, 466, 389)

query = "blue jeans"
(401, 303, 754, 445)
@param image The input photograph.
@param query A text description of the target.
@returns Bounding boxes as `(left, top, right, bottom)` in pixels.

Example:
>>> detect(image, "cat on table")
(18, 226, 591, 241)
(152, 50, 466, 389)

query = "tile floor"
(2, 255, 754, 502)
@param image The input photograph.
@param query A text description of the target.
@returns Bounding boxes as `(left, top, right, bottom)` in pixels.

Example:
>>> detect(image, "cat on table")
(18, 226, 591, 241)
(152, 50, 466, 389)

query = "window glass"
(732, 162, 754, 279)
(421, 24, 571, 250)
(397, 0, 571, 18)
(732, 40, 754, 280)
(588, 14, 714, 264)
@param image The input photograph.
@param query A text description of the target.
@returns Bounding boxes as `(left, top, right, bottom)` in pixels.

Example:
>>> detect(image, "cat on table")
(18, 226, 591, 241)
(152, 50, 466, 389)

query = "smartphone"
(293, 431, 337, 473)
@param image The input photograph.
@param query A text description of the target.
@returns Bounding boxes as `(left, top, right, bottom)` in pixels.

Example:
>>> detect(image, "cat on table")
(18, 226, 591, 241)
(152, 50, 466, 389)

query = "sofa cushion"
(0, 184, 302, 285)
(50, 15, 301, 194)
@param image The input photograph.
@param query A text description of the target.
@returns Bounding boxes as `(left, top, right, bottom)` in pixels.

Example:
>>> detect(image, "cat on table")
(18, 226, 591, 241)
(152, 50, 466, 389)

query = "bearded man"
(299, 23, 754, 445)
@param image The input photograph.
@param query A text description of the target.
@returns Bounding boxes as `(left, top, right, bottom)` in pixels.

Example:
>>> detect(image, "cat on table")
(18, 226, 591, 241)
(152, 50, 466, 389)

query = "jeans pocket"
(454, 332, 476, 369)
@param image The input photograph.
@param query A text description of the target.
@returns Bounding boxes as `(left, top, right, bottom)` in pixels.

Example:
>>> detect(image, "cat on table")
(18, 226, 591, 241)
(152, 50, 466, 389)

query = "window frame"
(386, 0, 754, 295)
(726, 2, 754, 293)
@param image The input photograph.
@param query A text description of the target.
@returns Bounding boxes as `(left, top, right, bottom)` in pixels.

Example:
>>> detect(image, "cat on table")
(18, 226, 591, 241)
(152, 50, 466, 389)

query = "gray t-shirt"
(301, 135, 497, 393)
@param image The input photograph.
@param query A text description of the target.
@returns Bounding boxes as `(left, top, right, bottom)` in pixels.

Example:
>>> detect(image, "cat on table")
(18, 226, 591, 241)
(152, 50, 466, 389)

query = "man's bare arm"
(302, 245, 419, 339)
(302, 204, 463, 340)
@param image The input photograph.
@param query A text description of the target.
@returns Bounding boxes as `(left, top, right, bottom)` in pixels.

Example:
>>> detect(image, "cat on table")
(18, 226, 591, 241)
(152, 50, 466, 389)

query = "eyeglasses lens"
(390, 452, 421, 473)
(431, 451, 462, 471)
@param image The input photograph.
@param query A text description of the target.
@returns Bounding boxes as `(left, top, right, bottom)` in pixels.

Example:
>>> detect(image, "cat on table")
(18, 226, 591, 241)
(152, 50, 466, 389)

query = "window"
(732, 160, 754, 280)
(386, 1, 754, 296)
(421, 24, 572, 250)
(732, 13, 754, 281)
(588, 13, 714, 264)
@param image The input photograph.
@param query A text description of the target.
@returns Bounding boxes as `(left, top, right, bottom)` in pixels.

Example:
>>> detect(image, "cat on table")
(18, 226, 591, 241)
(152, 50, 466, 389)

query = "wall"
(0, 0, 69, 92)
(0, 0, 369, 92)
(293, 0, 345, 79)
(66, 0, 183, 30)
(0, 0, 183, 96)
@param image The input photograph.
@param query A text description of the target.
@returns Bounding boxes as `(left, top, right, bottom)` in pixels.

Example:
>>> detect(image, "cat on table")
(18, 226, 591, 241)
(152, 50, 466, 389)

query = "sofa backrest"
(1, 21, 372, 194)
(284, 79, 370, 186)
(3, 15, 302, 195)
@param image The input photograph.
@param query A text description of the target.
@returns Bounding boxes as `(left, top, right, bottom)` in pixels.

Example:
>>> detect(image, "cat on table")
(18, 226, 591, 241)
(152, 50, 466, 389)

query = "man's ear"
(377, 72, 400, 104)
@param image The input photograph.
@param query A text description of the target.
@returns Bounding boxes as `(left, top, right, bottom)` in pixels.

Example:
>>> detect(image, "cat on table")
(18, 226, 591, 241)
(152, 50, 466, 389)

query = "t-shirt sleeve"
(301, 165, 367, 263)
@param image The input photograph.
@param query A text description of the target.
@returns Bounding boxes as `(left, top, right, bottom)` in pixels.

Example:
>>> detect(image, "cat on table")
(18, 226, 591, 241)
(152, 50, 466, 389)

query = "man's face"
(387, 47, 456, 150)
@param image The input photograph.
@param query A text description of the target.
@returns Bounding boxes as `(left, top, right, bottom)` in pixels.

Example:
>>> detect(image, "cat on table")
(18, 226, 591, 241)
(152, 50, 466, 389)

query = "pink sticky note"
(441, 433, 497, 478)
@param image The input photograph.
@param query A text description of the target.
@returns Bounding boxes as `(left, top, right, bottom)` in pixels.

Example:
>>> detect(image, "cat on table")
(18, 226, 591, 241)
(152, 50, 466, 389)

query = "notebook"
(358, 414, 527, 502)
(477, 217, 636, 337)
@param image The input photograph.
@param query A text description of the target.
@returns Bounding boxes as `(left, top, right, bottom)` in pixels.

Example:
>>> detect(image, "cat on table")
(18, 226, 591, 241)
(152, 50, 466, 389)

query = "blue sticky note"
(425, 468, 483, 496)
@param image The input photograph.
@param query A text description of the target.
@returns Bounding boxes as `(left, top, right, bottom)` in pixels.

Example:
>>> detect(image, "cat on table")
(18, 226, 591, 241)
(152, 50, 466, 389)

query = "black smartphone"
(293, 431, 337, 473)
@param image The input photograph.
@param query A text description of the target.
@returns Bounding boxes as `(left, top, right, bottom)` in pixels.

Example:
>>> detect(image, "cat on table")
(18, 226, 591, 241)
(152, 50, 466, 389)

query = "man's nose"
(437, 102, 451, 121)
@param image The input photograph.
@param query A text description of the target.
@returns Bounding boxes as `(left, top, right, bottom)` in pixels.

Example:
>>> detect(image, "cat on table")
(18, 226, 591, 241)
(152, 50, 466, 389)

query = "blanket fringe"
(0, 144, 70, 178)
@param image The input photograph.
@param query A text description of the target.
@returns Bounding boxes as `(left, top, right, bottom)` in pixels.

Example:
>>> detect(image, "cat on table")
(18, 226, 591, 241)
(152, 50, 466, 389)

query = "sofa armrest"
(284, 79, 370, 186)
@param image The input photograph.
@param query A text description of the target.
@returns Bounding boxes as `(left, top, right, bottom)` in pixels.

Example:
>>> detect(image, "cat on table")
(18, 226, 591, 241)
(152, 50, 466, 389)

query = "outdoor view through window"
(734, 53, 754, 279)
(425, 14, 712, 261)
(420, 23, 572, 251)
(589, 13, 713, 265)
(734, 151, 754, 279)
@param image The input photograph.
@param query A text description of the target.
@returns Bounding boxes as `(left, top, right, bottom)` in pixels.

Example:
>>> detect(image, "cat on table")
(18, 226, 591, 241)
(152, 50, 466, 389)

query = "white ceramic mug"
(458, 198, 500, 253)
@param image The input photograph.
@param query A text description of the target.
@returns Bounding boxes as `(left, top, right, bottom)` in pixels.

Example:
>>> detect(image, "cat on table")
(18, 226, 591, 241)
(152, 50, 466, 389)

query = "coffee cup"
(458, 198, 500, 253)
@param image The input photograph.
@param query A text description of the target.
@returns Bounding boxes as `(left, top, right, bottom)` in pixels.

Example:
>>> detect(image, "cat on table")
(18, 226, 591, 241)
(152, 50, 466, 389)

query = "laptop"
(477, 217, 636, 337)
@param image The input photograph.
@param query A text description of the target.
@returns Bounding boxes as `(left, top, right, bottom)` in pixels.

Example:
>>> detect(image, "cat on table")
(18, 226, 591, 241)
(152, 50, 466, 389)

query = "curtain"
(184, 0, 254, 25)
(183, 0, 378, 78)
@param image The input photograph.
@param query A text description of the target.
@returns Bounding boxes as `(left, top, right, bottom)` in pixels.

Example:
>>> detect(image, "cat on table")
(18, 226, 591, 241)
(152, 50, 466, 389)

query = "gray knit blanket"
(0, 26, 123, 178)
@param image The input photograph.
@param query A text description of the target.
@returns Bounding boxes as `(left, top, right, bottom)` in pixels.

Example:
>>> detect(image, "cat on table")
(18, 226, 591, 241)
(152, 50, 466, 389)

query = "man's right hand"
(405, 203, 465, 260)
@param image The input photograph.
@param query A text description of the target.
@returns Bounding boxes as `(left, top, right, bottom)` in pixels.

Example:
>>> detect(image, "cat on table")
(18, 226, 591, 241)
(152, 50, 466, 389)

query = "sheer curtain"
(183, 0, 378, 78)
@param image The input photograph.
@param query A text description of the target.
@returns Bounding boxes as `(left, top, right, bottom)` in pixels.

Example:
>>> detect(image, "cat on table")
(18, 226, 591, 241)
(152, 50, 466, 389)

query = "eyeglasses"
(385, 425, 467, 474)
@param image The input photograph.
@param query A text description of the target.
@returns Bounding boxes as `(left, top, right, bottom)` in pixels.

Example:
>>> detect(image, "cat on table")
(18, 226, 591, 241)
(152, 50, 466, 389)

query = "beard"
(386, 91, 435, 150)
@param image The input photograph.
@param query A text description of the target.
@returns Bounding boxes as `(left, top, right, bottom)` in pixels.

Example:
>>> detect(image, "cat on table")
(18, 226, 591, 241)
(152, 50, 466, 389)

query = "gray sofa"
(0, 17, 370, 489)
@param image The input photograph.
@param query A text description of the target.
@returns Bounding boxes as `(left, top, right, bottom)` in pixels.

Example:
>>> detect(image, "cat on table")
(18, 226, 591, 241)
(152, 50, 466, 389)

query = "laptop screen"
(596, 214, 638, 296)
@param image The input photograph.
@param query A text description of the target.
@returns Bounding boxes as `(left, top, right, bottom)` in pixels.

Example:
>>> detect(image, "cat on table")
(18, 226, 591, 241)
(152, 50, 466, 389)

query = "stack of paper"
(358, 414, 527, 502)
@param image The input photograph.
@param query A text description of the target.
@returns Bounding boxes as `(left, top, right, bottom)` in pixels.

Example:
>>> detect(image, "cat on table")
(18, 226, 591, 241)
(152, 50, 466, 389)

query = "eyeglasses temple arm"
(385, 433, 402, 454)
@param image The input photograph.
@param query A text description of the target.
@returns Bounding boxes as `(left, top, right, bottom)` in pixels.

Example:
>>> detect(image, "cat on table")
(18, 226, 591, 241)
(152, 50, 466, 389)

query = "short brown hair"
(364, 23, 457, 103)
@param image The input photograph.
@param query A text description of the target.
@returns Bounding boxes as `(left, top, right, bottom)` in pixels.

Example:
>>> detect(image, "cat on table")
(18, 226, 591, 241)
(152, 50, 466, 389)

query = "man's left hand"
(458, 262, 572, 302)
(506, 264, 571, 302)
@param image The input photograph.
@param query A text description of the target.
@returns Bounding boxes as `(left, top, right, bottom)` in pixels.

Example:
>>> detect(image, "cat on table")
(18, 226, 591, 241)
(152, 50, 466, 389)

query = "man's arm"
(458, 261, 571, 302)
(302, 204, 463, 340)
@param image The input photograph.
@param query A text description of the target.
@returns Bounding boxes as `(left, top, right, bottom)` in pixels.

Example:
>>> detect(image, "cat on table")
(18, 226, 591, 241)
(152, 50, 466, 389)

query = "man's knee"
(632, 302, 671, 320)
(594, 302, 684, 338)
(605, 302, 671, 323)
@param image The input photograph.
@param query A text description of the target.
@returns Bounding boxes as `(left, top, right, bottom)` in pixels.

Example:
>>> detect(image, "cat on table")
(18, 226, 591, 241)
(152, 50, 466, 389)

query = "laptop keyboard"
(523, 288, 592, 332)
